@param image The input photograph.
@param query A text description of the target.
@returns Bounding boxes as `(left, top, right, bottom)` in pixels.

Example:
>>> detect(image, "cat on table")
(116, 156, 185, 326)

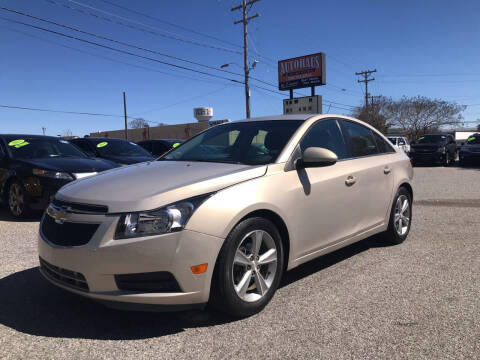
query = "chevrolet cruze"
(38, 115, 413, 317)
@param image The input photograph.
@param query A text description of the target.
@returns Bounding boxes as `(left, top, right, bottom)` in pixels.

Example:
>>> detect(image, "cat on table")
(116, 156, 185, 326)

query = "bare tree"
(352, 96, 393, 133)
(129, 117, 149, 129)
(386, 96, 465, 140)
(476, 123, 480, 132)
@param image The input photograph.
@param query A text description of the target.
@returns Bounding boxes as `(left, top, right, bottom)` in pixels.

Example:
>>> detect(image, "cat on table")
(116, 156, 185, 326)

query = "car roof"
(139, 139, 182, 143)
(234, 114, 315, 122)
(81, 137, 130, 141)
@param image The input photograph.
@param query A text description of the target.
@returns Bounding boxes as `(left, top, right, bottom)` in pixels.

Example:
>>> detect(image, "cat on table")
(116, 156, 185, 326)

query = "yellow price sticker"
(97, 142, 108, 148)
(8, 139, 30, 148)
(172, 142, 180, 148)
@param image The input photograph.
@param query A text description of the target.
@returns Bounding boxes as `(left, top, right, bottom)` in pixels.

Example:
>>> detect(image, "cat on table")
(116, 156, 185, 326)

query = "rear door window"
(340, 120, 379, 157)
(373, 132, 396, 154)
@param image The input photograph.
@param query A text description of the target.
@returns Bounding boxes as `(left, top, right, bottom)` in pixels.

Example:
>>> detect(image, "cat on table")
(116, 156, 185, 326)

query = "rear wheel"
(381, 187, 412, 245)
(8, 180, 30, 218)
(210, 217, 284, 318)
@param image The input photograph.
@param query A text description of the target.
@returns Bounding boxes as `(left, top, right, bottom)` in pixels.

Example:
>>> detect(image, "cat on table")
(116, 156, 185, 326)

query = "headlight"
(436, 147, 446, 153)
(33, 168, 74, 180)
(114, 194, 213, 239)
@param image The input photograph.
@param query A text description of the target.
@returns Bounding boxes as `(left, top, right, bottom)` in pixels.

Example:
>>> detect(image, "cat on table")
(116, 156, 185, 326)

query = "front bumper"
(410, 152, 445, 164)
(38, 214, 224, 309)
(459, 151, 480, 163)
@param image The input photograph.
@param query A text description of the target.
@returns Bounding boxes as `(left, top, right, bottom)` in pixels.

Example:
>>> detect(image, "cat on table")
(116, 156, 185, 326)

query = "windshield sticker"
(418, 137, 425, 140)
(97, 141, 108, 148)
(172, 142, 180, 148)
(467, 136, 476, 142)
(8, 139, 30, 148)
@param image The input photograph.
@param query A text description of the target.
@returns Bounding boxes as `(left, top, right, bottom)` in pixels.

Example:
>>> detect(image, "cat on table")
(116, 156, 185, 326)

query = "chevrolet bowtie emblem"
(46, 204, 69, 224)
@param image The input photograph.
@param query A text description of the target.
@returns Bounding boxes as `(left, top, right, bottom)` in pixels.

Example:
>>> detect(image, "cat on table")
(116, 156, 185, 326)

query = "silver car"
(38, 115, 413, 317)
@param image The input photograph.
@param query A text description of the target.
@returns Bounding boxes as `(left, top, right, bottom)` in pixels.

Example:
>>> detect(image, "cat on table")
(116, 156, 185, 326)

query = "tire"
(209, 217, 284, 318)
(381, 187, 412, 245)
(7, 180, 30, 218)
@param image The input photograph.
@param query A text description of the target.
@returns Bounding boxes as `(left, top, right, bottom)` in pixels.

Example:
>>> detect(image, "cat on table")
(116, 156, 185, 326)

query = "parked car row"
(0, 135, 181, 217)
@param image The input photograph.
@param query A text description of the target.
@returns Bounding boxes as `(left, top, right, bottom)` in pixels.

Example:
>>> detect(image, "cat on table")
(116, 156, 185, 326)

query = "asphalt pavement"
(0, 166, 479, 359)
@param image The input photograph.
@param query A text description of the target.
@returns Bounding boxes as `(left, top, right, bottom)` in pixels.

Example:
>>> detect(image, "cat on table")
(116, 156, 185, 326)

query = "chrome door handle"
(384, 166, 391, 174)
(345, 176, 356, 186)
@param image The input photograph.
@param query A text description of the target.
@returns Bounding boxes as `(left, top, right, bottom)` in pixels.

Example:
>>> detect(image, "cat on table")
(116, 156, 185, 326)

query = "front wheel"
(8, 180, 30, 218)
(381, 187, 412, 245)
(209, 217, 284, 318)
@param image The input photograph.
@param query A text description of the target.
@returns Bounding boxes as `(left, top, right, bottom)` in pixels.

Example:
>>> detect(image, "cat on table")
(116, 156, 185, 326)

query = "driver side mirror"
(297, 147, 338, 168)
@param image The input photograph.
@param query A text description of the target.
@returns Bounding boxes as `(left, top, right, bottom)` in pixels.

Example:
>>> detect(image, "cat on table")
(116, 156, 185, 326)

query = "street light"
(220, 60, 259, 118)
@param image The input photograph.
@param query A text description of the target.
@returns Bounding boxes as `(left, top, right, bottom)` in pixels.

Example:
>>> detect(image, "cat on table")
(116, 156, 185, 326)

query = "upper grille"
(40, 257, 89, 291)
(41, 214, 99, 247)
(52, 198, 108, 214)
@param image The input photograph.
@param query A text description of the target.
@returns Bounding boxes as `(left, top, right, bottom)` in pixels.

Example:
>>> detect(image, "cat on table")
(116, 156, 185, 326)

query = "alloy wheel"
(9, 183, 24, 217)
(394, 195, 410, 236)
(232, 230, 278, 302)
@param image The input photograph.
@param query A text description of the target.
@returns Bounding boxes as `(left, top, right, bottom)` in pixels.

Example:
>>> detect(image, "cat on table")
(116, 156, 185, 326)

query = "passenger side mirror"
(297, 147, 338, 168)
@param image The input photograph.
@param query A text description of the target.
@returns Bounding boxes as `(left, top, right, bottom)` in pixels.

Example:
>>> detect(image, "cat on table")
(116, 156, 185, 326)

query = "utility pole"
(232, 0, 260, 119)
(123, 91, 128, 140)
(42, 127, 46, 135)
(355, 69, 376, 109)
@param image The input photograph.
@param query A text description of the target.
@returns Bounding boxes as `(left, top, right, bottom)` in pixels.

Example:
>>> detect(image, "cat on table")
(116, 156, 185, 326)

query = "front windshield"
(90, 139, 151, 157)
(162, 120, 303, 165)
(416, 135, 447, 144)
(6, 137, 87, 159)
(465, 134, 480, 145)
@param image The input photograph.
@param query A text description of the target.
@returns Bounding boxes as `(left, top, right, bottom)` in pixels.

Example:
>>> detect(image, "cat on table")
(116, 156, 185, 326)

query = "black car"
(410, 134, 457, 166)
(70, 137, 154, 165)
(459, 133, 480, 166)
(137, 139, 182, 158)
(0, 135, 118, 217)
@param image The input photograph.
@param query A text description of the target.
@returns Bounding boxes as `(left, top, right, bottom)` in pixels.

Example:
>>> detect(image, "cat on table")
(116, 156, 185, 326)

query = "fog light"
(190, 263, 208, 274)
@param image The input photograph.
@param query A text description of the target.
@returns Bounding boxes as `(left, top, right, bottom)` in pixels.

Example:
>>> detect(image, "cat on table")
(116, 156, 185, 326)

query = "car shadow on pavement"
(0, 235, 392, 340)
(0, 208, 42, 222)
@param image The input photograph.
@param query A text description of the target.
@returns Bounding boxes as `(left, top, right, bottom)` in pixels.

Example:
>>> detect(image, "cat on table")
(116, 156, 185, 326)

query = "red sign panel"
(278, 52, 326, 91)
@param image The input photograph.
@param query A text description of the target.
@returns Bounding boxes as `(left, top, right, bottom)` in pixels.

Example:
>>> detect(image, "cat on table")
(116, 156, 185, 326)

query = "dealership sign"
(278, 53, 326, 91)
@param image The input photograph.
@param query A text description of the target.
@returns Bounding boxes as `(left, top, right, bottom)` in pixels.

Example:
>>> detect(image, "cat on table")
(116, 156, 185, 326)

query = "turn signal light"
(190, 263, 208, 274)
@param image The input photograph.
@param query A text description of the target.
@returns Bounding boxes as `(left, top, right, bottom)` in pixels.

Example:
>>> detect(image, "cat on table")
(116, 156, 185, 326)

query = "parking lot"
(0, 166, 479, 359)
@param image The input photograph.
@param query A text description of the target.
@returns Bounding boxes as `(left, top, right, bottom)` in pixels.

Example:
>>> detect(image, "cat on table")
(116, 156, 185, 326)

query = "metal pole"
(242, 0, 250, 118)
(123, 91, 128, 140)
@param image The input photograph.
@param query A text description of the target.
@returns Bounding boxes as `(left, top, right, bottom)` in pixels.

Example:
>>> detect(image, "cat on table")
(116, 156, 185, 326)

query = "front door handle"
(345, 176, 356, 186)
(384, 166, 391, 174)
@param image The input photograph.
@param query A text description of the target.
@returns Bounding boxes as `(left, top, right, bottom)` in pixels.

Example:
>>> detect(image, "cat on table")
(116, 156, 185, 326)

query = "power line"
(0, 104, 131, 118)
(0, 15, 246, 85)
(43, 0, 242, 55)
(96, 0, 243, 50)
(0, 7, 246, 79)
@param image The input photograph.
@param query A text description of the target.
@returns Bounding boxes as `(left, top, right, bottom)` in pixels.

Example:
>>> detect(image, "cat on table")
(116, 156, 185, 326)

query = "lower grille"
(40, 257, 89, 291)
(41, 214, 99, 247)
(115, 272, 181, 293)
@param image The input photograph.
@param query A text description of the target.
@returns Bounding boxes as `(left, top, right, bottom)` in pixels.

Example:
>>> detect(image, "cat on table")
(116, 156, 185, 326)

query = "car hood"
(57, 160, 267, 213)
(99, 154, 154, 165)
(19, 157, 118, 173)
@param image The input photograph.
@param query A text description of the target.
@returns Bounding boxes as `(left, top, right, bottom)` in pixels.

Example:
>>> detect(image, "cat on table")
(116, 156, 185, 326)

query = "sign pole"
(289, 89, 293, 100)
(311, 86, 315, 96)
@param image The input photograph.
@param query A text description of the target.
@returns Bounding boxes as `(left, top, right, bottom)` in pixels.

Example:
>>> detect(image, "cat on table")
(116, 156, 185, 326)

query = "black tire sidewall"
(211, 217, 284, 317)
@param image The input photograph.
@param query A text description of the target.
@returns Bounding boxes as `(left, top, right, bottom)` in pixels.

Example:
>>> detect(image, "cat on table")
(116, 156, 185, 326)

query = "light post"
(220, 60, 258, 118)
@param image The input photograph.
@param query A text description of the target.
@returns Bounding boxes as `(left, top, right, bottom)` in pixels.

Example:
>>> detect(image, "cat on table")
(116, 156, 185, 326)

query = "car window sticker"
(97, 142, 108, 148)
(8, 139, 30, 148)
(172, 142, 181, 148)
(418, 137, 424, 140)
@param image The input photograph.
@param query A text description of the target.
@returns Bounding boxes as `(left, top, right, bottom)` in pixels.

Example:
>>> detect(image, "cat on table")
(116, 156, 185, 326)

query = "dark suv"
(0, 135, 117, 217)
(459, 133, 480, 166)
(70, 137, 154, 165)
(410, 134, 457, 166)
(137, 139, 182, 158)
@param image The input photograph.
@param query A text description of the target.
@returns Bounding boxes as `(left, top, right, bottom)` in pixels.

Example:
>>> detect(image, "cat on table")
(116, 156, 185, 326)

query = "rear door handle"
(345, 176, 356, 186)
(384, 166, 391, 174)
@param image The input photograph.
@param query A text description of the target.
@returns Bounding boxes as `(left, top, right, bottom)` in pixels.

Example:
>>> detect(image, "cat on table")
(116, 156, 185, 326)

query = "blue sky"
(1, 0, 479, 136)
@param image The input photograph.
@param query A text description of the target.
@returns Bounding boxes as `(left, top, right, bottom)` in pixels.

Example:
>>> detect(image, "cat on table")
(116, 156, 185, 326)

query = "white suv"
(388, 136, 410, 155)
